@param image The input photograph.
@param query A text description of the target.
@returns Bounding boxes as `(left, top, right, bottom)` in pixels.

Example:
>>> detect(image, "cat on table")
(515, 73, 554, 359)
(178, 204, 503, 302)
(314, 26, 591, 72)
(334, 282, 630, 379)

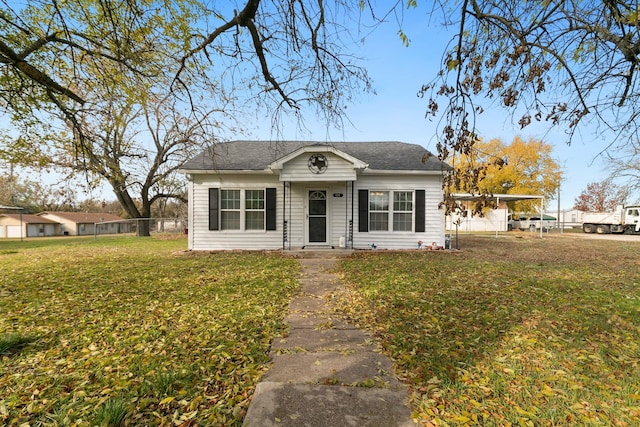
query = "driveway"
(550, 231, 640, 242)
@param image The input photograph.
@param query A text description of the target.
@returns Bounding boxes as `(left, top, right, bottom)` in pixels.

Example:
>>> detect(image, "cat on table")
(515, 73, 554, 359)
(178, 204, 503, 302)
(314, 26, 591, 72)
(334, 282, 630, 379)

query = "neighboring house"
(0, 214, 60, 238)
(37, 212, 127, 236)
(179, 140, 450, 251)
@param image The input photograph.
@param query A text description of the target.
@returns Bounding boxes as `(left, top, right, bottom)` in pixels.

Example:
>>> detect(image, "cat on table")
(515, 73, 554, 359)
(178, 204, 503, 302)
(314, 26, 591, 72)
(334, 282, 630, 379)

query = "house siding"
(187, 173, 444, 250)
(189, 174, 284, 250)
(279, 152, 357, 182)
(182, 141, 448, 251)
(352, 175, 445, 250)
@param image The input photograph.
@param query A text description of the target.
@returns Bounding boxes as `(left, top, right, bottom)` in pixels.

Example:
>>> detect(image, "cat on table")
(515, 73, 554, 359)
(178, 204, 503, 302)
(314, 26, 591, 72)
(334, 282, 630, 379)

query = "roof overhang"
(178, 169, 274, 175)
(362, 169, 445, 176)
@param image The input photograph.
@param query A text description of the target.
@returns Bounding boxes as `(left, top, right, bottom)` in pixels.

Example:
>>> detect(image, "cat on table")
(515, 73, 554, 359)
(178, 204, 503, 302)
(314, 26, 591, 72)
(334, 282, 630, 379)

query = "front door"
(308, 190, 327, 243)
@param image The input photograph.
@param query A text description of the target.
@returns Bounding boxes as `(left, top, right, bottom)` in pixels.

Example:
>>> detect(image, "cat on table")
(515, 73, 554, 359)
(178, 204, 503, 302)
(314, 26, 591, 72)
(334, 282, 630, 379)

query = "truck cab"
(626, 207, 640, 232)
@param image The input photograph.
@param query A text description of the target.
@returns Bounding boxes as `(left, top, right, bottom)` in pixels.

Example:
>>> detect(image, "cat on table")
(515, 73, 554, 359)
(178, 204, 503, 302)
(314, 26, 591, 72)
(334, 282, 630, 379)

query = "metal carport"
(451, 193, 546, 238)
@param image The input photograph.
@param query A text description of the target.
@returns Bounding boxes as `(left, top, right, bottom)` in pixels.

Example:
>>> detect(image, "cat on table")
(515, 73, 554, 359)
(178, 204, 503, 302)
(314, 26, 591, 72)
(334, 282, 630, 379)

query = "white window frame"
(220, 189, 241, 230)
(393, 191, 413, 232)
(369, 191, 390, 231)
(219, 189, 267, 231)
(245, 189, 265, 230)
(369, 190, 414, 232)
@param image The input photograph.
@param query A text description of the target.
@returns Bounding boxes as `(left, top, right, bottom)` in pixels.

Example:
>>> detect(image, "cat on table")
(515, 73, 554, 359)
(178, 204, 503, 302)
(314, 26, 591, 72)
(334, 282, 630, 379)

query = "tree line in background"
(2, 1, 640, 228)
(573, 181, 632, 212)
(0, 169, 186, 220)
(1, 0, 371, 235)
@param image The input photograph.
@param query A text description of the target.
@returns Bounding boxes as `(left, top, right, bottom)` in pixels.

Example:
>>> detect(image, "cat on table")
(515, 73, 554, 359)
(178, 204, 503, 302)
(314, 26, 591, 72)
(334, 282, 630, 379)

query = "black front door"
(308, 190, 327, 243)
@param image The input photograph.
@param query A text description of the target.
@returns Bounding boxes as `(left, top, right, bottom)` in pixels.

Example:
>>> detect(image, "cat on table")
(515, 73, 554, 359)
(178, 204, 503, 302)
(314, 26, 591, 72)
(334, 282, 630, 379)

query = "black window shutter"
(415, 190, 425, 232)
(209, 188, 219, 231)
(358, 189, 369, 232)
(266, 188, 276, 230)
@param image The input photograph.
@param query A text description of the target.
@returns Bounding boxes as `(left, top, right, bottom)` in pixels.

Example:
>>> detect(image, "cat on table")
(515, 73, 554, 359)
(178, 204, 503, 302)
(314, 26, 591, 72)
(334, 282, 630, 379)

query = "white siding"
(7, 225, 21, 238)
(352, 175, 445, 250)
(187, 172, 445, 251)
(280, 152, 357, 182)
(189, 173, 285, 250)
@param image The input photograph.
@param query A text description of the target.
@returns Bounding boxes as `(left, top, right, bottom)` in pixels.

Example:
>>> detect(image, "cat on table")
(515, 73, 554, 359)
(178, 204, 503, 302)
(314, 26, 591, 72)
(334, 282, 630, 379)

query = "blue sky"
(237, 6, 610, 210)
(3, 3, 612, 210)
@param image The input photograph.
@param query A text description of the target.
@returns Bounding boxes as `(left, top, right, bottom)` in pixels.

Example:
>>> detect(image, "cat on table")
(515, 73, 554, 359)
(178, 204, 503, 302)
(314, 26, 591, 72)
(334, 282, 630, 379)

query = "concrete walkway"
(243, 251, 415, 426)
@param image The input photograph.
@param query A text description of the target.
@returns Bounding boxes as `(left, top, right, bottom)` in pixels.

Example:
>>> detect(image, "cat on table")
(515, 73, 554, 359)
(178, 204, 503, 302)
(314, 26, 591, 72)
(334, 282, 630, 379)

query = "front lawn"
(3, 234, 639, 426)
(0, 236, 299, 426)
(337, 235, 640, 426)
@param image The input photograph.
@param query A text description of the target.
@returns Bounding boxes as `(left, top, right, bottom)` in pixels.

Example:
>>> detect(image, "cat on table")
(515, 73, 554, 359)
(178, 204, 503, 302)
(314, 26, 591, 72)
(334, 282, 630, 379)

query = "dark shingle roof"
(180, 141, 449, 172)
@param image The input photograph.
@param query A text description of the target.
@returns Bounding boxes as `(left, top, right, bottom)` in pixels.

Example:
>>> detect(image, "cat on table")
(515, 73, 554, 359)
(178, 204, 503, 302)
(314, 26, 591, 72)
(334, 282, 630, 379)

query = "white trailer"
(582, 205, 640, 234)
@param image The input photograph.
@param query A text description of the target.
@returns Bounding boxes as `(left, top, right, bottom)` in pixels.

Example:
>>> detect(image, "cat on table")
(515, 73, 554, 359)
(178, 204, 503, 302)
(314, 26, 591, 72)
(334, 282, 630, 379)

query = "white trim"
(178, 169, 275, 175)
(269, 145, 368, 171)
(361, 169, 444, 176)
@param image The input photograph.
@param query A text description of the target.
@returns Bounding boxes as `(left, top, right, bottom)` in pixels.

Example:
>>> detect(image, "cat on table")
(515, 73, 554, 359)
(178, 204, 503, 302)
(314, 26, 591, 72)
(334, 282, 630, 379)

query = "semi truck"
(582, 205, 640, 234)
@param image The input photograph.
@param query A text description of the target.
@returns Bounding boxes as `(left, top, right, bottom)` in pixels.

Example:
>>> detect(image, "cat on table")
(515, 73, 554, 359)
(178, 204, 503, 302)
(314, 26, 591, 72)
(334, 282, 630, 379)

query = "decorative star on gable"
(308, 154, 328, 174)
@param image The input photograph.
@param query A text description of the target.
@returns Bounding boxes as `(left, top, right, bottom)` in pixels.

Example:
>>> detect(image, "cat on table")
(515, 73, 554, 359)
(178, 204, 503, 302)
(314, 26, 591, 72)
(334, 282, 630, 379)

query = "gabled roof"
(37, 212, 123, 224)
(180, 140, 449, 172)
(0, 214, 59, 224)
(268, 144, 368, 170)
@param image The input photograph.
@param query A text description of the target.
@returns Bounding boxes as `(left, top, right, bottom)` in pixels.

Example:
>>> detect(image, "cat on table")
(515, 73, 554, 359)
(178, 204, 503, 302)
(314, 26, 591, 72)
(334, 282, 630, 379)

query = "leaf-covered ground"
(0, 236, 299, 426)
(336, 235, 640, 426)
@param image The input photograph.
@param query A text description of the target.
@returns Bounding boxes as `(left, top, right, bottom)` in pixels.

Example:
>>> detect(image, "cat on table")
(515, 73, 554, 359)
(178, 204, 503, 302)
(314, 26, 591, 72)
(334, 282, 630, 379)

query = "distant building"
(544, 208, 585, 228)
(36, 212, 128, 236)
(0, 214, 60, 238)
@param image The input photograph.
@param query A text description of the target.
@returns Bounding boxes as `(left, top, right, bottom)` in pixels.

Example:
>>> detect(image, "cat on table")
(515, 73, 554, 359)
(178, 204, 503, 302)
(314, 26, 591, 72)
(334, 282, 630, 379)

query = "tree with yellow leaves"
(452, 136, 562, 214)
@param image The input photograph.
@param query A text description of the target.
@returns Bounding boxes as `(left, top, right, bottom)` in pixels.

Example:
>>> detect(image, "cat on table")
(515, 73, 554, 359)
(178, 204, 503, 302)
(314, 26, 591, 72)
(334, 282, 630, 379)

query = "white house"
(179, 140, 450, 251)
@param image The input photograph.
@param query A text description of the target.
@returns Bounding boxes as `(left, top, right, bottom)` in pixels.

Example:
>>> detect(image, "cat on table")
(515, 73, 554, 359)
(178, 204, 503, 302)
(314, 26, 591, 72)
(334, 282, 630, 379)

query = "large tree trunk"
(110, 181, 152, 237)
(136, 219, 151, 237)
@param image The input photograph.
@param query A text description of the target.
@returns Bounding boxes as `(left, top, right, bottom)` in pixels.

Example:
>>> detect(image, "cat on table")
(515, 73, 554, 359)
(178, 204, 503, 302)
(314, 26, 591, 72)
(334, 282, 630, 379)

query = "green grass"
(3, 234, 640, 426)
(94, 397, 128, 427)
(0, 333, 37, 354)
(0, 235, 299, 426)
(336, 235, 640, 426)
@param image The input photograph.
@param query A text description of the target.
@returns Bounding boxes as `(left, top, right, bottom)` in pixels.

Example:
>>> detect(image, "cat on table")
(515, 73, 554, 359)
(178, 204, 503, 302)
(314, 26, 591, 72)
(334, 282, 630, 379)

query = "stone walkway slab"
(245, 383, 414, 427)
(243, 252, 415, 426)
